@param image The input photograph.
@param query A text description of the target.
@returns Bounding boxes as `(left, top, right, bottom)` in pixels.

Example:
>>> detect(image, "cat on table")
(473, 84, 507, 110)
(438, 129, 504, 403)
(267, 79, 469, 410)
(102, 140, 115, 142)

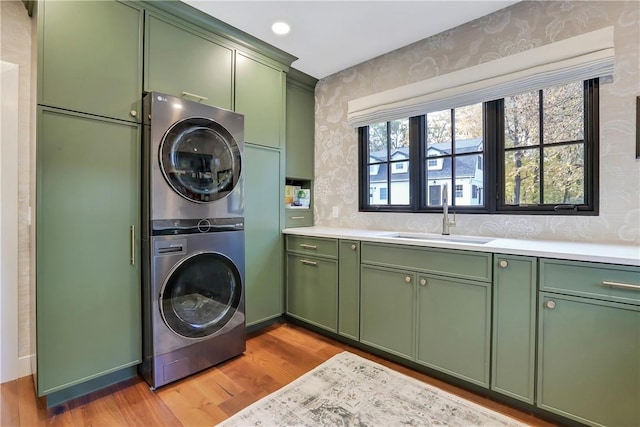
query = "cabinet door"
(235, 52, 284, 148)
(39, 0, 142, 122)
(244, 144, 282, 326)
(36, 108, 140, 395)
(286, 254, 338, 332)
(285, 82, 314, 179)
(144, 14, 233, 110)
(492, 255, 536, 403)
(339, 240, 360, 340)
(417, 275, 490, 387)
(360, 266, 414, 359)
(538, 294, 640, 427)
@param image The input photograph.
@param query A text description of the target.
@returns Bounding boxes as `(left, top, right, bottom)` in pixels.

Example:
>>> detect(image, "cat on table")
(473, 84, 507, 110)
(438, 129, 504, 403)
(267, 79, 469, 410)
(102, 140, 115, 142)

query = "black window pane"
(454, 103, 483, 153)
(543, 144, 585, 204)
(455, 155, 484, 206)
(504, 90, 540, 149)
(543, 81, 584, 144)
(426, 109, 451, 156)
(504, 147, 540, 205)
(368, 121, 388, 160)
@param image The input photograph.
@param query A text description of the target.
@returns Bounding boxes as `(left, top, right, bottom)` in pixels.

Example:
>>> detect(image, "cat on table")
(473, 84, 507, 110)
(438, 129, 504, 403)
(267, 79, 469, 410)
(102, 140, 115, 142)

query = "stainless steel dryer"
(140, 225, 245, 389)
(142, 91, 244, 225)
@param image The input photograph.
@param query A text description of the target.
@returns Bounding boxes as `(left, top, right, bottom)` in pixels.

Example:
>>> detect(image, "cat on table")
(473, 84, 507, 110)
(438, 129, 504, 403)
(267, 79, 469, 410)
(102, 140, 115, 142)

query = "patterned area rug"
(218, 351, 527, 426)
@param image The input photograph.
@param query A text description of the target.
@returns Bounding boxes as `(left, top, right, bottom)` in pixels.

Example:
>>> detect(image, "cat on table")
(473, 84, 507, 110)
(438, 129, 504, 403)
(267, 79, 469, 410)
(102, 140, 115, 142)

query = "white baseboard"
(18, 354, 33, 379)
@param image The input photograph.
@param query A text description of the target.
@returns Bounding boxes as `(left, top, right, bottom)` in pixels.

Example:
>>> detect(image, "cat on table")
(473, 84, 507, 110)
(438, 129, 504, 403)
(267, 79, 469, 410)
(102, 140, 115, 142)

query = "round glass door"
(160, 252, 242, 339)
(160, 117, 241, 203)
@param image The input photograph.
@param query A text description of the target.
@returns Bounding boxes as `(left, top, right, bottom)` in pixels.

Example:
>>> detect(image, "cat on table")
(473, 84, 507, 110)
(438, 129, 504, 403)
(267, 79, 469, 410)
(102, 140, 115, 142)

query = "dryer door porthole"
(160, 252, 242, 339)
(159, 117, 241, 204)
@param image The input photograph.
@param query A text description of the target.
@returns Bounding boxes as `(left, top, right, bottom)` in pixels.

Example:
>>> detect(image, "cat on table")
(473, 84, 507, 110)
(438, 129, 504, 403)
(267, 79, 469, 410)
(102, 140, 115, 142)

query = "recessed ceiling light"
(271, 21, 290, 36)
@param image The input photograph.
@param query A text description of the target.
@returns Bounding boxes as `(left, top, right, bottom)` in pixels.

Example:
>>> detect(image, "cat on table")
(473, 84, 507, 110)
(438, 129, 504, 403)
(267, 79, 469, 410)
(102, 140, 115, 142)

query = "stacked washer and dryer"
(140, 92, 246, 389)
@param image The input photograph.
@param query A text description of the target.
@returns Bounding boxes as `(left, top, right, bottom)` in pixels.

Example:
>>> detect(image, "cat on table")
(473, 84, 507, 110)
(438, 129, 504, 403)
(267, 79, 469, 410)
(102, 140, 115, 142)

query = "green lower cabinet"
(416, 275, 490, 388)
(537, 293, 640, 427)
(491, 255, 537, 403)
(338, 240, 360, 340)
(360, 266, 415, 360)
(244, 144, 282, 326)
(36, 108, 140, 396)
(286, 253, 338, 332)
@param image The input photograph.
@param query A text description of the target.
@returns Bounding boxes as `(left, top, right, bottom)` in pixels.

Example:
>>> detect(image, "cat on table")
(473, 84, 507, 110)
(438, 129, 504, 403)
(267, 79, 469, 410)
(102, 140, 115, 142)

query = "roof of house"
(369, 138, 483, 183)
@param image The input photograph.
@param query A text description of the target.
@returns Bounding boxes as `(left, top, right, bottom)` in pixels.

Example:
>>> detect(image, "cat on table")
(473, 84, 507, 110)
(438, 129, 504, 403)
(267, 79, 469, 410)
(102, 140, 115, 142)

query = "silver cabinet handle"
(300, 259, 317, 266)
(351, 244, 357, 250)
(404, 276, 411, 283)
(130, 225, 135, 265)
(181, 91, 208, 102)
(499, 260, 508, 268)
(130, 110, 137, 117)
(545, 300, 556, 309)
(299, 243, 317, 249)
(290, 216, 305, 220)
(420, 278, 427, 286)
(602, 281, 640, 291)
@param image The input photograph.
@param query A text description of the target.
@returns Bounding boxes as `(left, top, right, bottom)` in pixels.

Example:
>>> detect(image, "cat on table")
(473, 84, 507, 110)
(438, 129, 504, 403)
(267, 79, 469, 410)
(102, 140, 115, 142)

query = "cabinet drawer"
(285, 209, 313, 228)
(361, 242, 492, 282)
(286, 235, 337, 258)
(540, 259, 640, 305)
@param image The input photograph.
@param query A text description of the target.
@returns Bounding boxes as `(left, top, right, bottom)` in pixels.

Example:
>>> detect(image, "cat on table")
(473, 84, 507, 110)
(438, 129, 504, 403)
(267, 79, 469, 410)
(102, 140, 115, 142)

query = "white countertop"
(282, 226, 640, 266)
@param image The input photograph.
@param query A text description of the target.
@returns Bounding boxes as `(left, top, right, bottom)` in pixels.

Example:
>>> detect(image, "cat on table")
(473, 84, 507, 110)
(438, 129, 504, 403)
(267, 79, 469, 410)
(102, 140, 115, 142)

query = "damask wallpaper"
(314, 0, 640, 244)
(1, 0, 34, 360)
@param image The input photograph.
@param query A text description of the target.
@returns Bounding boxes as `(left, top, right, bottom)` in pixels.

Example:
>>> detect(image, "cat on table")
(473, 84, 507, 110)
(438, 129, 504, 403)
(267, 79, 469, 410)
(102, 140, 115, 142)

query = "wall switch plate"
(332, 206, 339, 217)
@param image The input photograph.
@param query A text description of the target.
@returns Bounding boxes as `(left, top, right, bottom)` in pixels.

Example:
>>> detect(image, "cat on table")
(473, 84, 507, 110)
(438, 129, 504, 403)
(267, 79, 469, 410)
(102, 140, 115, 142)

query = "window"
(425, 103, 484, 207)
(359, 79, 598, 214)
(380, 187, 388, 201)
(362, 118, 411, 206)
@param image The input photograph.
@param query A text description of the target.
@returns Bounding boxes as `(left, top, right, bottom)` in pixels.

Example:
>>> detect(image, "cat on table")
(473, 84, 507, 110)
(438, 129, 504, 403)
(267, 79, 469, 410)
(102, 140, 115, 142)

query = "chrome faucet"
(442, 183, 456, 235)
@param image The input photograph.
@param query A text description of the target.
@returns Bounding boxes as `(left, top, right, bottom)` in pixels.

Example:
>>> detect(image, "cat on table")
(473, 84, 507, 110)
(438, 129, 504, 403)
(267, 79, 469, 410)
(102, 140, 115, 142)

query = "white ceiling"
(182, 1, 520, 79)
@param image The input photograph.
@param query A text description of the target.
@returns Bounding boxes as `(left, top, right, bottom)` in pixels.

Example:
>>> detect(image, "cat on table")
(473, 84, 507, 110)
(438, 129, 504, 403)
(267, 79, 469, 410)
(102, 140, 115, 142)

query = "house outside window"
(358, 79, 599, 215)
(364, 118, 411, 206)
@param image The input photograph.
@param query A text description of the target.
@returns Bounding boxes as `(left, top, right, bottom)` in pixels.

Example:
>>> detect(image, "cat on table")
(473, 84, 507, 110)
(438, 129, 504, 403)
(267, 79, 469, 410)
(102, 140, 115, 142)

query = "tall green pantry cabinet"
(34, 0, 298, 403)
(35, 0, 143, 403)
(236, 51, 287, 326)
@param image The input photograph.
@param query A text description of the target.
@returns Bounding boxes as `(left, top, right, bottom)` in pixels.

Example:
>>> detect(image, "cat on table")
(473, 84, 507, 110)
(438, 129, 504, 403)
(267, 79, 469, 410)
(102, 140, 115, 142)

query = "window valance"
(347, 26, 614, 128)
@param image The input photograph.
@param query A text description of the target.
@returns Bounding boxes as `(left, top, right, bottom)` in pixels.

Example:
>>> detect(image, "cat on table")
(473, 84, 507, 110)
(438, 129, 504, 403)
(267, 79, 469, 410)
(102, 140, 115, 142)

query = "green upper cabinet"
(36, 108, 141, 396)
(491, 255, 537, 403)
(235, 52, 285, 148)
(286, 69, 317, 179)
(38, 0, 142, 122)
(244, 144, 283, 326)
(144, 13, 233, 110)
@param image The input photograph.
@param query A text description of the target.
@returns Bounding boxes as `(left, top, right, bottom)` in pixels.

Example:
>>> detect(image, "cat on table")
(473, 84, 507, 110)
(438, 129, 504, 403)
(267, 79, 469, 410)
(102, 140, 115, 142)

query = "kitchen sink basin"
(384, 233, 495, 245)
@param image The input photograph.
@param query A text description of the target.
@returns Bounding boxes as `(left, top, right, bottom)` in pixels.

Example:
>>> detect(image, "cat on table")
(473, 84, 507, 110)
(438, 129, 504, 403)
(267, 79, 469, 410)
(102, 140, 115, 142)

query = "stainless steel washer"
(140, 226, 245, 389)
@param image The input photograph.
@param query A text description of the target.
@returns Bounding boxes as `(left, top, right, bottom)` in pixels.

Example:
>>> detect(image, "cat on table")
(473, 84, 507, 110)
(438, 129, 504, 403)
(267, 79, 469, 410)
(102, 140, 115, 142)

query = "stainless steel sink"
(384, 232, 495, 245)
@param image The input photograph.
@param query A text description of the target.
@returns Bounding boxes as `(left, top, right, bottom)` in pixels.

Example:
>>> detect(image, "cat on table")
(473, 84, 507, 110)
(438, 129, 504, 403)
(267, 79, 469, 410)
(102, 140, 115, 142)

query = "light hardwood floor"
(1, 323, 557, 426)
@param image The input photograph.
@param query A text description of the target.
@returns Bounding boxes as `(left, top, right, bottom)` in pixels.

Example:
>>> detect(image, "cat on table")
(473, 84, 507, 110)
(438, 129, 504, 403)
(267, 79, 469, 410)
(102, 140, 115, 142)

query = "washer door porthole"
(159, 117, 242, 203)
(160, 252, 242, 339)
